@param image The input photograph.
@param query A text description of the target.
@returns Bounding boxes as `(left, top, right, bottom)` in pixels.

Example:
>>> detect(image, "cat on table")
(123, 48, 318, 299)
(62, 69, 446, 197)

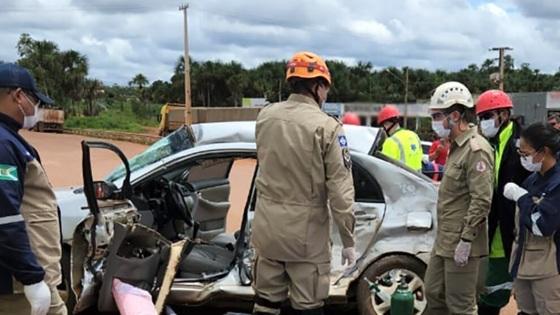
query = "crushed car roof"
(192, 121, 380, 154)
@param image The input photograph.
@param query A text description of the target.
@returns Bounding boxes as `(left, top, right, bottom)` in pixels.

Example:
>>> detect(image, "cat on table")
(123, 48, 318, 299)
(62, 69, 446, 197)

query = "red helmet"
(475, 90, 513, 115)
(342, 112, 360, 125)
(377, 105, 401, 125)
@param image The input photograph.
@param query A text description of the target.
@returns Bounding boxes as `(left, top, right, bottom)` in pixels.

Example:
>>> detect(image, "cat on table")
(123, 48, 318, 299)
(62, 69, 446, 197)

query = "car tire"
(356, 255, 427, 315)
(61, 246, 77, 313)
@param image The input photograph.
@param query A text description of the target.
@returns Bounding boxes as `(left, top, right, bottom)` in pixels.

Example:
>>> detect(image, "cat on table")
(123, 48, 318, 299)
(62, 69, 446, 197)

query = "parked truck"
(158, 103, 261, 136)
(158, 103, 185, 136)
(33, 105, 64, 132)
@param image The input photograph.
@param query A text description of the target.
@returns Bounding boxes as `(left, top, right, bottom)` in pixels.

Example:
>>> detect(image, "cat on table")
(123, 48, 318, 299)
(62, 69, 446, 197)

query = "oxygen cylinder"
(390, 277, 414, 315)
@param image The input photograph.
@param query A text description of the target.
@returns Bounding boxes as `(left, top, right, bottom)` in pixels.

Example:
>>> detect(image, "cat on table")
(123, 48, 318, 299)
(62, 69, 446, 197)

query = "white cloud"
(0, 0, 559, 85)
(347, 20, 394, 43)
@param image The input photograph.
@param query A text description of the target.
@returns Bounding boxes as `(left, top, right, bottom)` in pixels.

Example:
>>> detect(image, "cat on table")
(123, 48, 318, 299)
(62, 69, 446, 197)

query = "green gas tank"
(390, 277, 414, 315)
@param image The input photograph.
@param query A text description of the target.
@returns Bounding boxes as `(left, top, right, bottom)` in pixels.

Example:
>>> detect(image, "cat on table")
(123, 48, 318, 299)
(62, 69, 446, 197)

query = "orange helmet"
(475, 90, 513, 115)
(286, 51, 331, 85)
(342, 112, 361, 125)
(377, 105, 401, 124)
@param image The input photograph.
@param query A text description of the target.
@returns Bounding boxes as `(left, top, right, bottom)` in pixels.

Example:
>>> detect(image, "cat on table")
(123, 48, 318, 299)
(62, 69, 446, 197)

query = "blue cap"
(0, 63, 54, 105)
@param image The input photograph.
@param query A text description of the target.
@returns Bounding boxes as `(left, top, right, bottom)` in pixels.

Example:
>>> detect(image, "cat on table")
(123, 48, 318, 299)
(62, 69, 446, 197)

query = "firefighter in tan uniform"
(424, 82, 494, 315)
(251, 52, 356, 315)
(0, 63, 66, 315)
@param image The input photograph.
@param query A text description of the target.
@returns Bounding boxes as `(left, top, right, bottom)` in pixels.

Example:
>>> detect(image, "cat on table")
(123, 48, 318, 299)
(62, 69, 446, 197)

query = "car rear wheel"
(356, 255, 427, 315)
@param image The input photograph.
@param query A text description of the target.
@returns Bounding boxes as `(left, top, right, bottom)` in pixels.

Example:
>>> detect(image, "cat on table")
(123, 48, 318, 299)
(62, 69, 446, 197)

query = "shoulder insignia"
(0, 164, 18, 182)
(476, 160, 487, 173)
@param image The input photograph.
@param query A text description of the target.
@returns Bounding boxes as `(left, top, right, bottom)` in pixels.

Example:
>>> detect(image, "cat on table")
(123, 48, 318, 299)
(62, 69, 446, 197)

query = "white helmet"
(429, 81, 474, 110)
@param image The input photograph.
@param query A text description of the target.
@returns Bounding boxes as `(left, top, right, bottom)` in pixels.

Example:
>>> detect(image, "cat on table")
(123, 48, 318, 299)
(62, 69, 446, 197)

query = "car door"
(330, 156, 386, 269)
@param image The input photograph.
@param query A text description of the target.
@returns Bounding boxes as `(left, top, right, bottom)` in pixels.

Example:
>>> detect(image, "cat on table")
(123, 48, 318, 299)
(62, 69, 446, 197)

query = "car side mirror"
(93, 181, 119, 200)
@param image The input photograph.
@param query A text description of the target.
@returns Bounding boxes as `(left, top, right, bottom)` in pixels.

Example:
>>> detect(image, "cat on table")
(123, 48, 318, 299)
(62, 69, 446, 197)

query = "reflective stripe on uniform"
(391, 136, 407, 163)
(494, 121, 514, 184)
(0, 214, 24, 225)
(485, 281, 513, 294)
(531, 212, 544, 236)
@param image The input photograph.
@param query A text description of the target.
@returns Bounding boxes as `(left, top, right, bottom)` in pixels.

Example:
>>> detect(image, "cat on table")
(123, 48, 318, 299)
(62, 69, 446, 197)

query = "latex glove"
(341, 247, 356, 268)
(503, 182, 528, 202)
(24, 281, 51, 315)
(454, 240, 472, 267)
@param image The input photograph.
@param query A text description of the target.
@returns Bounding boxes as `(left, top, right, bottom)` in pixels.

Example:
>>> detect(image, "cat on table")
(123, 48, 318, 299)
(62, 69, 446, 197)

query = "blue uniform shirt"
(510, 162, 560, 278)
(0, 113, 44, 294)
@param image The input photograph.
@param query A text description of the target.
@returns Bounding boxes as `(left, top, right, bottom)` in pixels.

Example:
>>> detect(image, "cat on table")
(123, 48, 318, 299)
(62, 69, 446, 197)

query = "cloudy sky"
(1, 0, 559, 85)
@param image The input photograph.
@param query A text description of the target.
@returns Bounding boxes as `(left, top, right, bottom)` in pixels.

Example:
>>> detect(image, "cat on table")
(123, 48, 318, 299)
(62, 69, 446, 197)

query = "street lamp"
(384, 67, 409, 128)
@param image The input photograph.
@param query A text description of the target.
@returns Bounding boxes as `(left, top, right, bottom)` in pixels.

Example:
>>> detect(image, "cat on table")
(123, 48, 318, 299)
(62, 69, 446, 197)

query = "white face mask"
(432, 120, 451, 138)
(18, 94, 40, 129)
(480, 118, 500, 138)
(520, 154, 543, 172)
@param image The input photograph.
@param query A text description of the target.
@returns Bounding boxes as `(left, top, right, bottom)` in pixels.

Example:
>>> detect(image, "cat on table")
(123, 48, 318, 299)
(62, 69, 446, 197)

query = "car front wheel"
(356, 255, 427, 315)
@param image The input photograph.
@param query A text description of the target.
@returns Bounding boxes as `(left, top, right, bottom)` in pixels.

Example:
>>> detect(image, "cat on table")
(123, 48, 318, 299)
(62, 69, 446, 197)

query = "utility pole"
(404, 67, 409, 129)
(384, 68, 410, 128)
(179, 4, 192, 125)
(490, 47, 513, 91)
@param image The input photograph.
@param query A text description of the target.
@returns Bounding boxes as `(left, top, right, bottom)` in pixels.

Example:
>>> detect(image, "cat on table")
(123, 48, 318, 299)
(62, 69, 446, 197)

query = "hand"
(341, 247, 356, 268)
(454, 240, 471, 267)
(24, 281, 51, 315)
(503, 182, 528, 202)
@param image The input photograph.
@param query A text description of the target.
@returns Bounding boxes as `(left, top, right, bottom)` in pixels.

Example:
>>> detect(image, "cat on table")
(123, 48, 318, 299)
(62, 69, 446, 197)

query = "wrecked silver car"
(61, 122, 437, 315)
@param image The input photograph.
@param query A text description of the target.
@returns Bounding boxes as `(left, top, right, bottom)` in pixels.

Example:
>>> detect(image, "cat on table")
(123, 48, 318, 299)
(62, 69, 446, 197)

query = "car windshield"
(105, 126, 195, 182)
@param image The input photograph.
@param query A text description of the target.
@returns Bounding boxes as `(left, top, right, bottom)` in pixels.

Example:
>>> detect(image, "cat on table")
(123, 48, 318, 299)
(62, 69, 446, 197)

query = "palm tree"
(129, 73, 149, 101)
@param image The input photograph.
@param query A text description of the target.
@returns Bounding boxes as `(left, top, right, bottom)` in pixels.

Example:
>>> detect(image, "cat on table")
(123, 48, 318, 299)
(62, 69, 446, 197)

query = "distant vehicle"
(58, 122, 437, 315)
(158, 103, 185, 136)
(33, 105, 64, 132)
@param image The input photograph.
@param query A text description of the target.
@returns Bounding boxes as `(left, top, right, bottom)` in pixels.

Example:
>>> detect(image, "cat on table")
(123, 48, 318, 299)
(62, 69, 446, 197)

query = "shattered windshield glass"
(105, 126, 195, 183)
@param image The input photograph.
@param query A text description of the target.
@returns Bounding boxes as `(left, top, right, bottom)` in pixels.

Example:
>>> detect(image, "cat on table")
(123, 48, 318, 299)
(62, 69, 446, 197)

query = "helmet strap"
(384, 121, 397, 135)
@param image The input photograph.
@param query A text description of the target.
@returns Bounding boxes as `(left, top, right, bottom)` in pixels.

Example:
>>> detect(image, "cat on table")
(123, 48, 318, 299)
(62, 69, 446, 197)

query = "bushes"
(65, 103, 159, 133)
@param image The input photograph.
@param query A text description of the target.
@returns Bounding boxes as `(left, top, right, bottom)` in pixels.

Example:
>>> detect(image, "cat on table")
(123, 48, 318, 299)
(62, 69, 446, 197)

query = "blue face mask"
(520, 154, 543, 172)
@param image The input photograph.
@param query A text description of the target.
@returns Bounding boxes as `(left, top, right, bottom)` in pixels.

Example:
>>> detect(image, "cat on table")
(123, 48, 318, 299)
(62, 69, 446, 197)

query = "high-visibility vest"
(381, 129, 423, 171)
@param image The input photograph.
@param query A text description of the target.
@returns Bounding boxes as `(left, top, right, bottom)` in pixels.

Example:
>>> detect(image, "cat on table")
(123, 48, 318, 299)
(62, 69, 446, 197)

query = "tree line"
(5, 33, 560, 116)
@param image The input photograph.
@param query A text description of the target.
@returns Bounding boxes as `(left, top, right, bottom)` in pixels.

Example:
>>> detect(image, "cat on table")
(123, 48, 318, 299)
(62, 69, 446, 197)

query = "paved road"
(20, 129, 518, 315)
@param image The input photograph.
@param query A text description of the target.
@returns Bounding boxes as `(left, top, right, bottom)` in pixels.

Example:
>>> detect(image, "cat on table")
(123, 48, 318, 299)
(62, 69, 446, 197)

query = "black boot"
(478, 304, 501, 315)
(300, 307, 325, 315)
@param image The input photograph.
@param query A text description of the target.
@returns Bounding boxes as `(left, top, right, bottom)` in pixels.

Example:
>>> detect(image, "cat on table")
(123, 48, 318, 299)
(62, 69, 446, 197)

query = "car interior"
(128, 154, 257, 281)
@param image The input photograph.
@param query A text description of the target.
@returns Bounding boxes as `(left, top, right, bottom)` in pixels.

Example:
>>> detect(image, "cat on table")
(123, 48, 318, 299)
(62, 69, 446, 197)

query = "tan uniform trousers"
(425, 254, 482, 315)
(0, 286, 65, 315)
(252, 256, 330, 314)
(514, 275, 560, 315)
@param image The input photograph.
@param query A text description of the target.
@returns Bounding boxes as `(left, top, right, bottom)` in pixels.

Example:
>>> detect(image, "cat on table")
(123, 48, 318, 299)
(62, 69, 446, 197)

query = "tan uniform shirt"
(252, 94, 355, 263)
(435, 126, 494, 258)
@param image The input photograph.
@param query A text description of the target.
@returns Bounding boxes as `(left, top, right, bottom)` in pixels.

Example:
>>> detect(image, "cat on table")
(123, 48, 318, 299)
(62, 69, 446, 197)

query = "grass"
(65, 107, 159, 133)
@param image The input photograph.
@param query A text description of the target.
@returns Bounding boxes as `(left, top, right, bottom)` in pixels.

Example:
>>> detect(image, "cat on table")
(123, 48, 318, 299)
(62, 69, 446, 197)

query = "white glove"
(454, 240, 472, 267)
(341, 247, 356, 268)
(24, 281, 51, 315)
(503, 182, 528, 202)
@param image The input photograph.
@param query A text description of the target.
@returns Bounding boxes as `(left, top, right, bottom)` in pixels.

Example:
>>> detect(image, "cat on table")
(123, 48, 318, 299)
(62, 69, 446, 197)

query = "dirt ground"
(21, 130, 147, 187)
(20, 129, 518, 315)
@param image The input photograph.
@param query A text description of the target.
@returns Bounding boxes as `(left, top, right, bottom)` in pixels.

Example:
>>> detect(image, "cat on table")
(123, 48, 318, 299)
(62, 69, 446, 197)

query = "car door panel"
(189, 179, 231, 240)
(192, 179, 230, 202)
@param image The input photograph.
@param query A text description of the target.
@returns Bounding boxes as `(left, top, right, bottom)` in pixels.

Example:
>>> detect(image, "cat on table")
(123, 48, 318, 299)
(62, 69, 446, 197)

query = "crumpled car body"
(62, 122, 437, 315)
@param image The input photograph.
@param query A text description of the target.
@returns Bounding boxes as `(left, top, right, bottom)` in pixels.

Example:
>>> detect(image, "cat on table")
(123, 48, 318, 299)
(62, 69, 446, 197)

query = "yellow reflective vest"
(381, 128, 423, 171)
